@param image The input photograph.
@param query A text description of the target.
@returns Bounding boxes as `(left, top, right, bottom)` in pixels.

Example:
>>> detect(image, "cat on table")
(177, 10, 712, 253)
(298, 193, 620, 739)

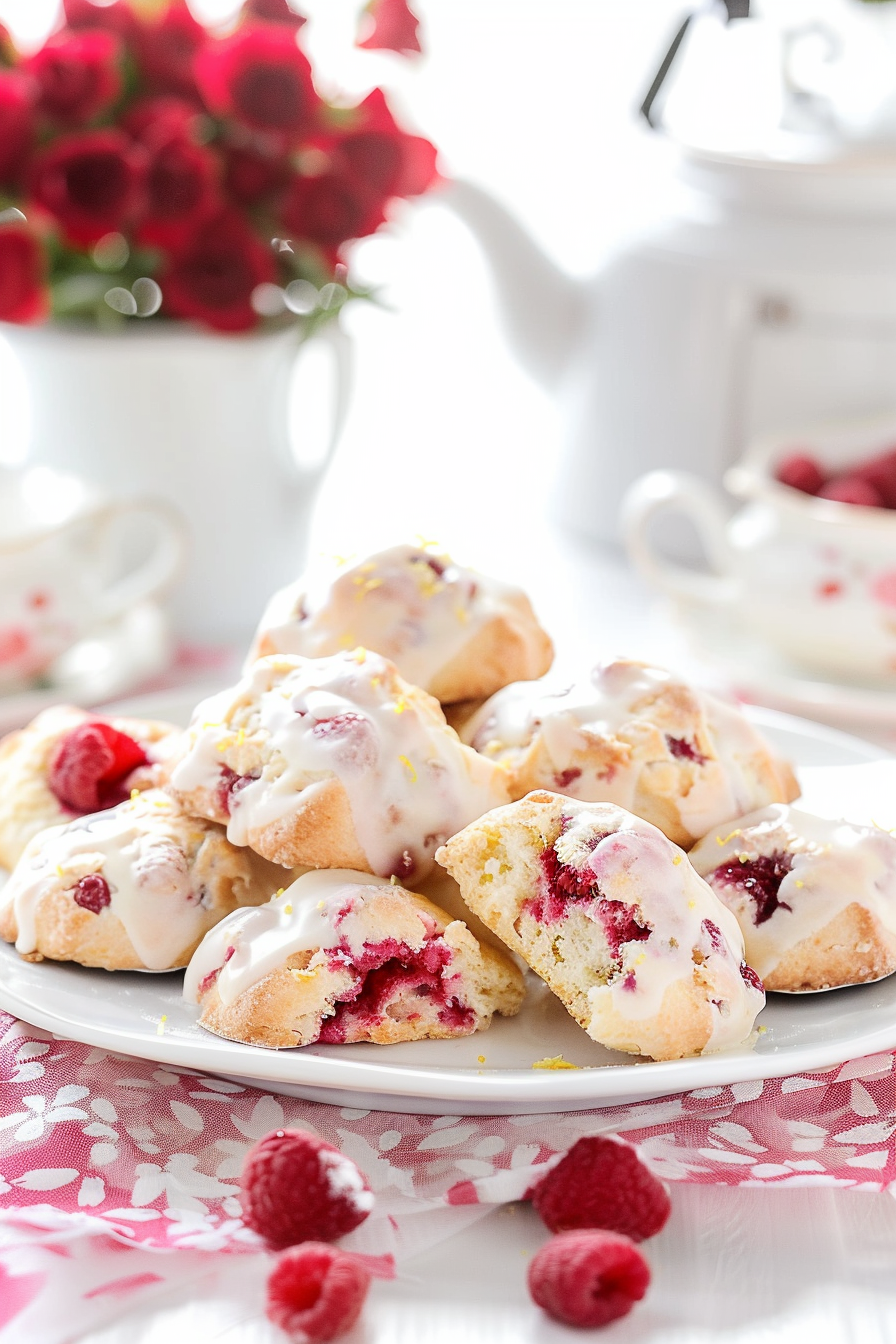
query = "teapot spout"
(442, 178, 585, 390)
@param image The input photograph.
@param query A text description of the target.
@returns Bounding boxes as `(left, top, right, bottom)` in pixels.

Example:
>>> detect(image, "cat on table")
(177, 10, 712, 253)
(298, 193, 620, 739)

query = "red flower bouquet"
(0, 0, 436, 333)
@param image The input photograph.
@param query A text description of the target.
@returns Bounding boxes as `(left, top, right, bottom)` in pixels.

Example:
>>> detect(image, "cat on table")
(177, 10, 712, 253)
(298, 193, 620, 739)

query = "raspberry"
(775, 451, 825, 495)
(266, 1243, 370, 1342)
(48, 722, 148, 813)
(528, 1230, 650, 1329)
(239, 1129, 374, 1250)
(817, 475, 884, 507)
(72, 873, 111, 914)
(531, 1136, 670, 1240)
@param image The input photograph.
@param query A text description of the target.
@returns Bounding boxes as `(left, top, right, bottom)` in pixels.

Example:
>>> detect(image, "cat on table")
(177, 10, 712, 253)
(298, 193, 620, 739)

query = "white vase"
(1, 321, 352, 645)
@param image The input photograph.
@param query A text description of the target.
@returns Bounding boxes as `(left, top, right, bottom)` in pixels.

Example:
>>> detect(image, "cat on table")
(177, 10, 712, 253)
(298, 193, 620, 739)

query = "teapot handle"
(273, 321, 354, 487)
(620, 470, 739, 606)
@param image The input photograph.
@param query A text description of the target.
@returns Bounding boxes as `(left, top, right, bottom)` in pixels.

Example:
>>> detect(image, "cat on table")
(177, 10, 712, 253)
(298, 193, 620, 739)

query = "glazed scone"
(246, 543, 554, 704)
(461, 659, 799, 848)
(689, 805, 896, 992)
(436, 791, 765, 1061)
(0, 789, 287, 971)
(166, 651, 510, 881)
(184, 869, 525, 1048)
(0, 705, 182, 870)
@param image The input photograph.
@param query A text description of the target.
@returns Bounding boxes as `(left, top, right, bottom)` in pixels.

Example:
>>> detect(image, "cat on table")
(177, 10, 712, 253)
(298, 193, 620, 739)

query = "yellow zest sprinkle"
(795, 880, 804, 889)
(276, 888, 285, 897)
(330, 552, 353, 567)
(337, 633, 356, 650)
(635, 953, 646, 965)
(55, 865, 65, 878)
(201, 720, 222, 730)
(532, 1056, 580, 1071)
(152, 797, 168, 808)
(130, 788, 141, 801)
(399, 755, 417, 783)
(672, 853, 683, 866)
(236, 727, 245, 747)
(414, 534, 440, 550)
(477, 1055, 486, 1064)
(454, 605, 469, 624)
(156, 1015, 167, 1036)
(291, 967, 318, 980)
(316, 900, 324, 909)
(739, 853, 749, 864)
(353, 646, 367, 663)
(688, 899, 696, 908)
(370, 675, 381, 688)
(393, 697, 407, 715)
(716, 829, 742, 846)
(217, 736, 235, 752)
(390, 874, 400, 886)
(757, 1025, 768, 1033)
(283, 904, 293, 915)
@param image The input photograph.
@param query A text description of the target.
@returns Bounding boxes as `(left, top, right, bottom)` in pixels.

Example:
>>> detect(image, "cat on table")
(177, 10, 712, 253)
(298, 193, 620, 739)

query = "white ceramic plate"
(0, 694, 892, 1116)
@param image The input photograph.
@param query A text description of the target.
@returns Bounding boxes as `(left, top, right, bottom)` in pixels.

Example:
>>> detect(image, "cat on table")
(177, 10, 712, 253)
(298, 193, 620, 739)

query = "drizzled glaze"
(463, 659, 788, 837)
(690, 804, 896, 979)
(171, 651, 508, 879)
(184, 870, 395, 1007)
(1, 790, 218, 970)
(247, 544, 537, 694)
(545, 803, 764, 1051)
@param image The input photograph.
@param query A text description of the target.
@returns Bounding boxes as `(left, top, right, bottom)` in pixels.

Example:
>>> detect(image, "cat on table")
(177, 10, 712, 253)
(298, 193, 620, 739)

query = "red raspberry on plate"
(528, 1229, 650, 1329)
(48, 722, 148, 813)
(266, 1242, 371, 1342)
(240, 1129, 374, 1250)
(817, 475, 884, 508)
(775, 451, 825, 496)
(530, 1135, 670, 1240)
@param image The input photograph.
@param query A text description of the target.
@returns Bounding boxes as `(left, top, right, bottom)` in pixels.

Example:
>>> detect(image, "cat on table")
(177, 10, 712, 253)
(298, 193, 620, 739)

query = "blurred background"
(4, 0, 896, 732)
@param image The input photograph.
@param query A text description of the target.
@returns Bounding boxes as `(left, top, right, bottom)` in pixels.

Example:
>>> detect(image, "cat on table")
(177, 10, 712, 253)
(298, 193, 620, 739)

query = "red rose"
(332, 88, 438, 200)
(0, 224, 48, 324)
(196, 25, 319, 136)
(243, 0, 307, 30)
(138, 134, 219, 245)
(160, 208, 276, 331)
(137, 0, 207, 99)
(29, 130, 146, 246)
(356, 0, 422, 56)
(224, 143, 289, 206)
(0, 72, 34, 187)
(63, 0, 141, 41)
(27, 31, 123, 126)
(124, 95, 201, 148)
(280, 170, 386, 256)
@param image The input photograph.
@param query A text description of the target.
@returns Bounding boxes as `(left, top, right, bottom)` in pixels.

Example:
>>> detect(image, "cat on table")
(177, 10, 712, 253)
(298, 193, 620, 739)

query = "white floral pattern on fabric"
(1, 1012, 896, 1337)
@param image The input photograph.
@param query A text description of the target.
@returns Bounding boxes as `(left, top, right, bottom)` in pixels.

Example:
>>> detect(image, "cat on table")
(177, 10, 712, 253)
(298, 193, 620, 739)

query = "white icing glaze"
(550, 801, 764, 1051)
(183, 869, 393, 1007)
(1, 791, 216, 970)
(689, 805, 896, 979)
(248, 544, 524, 693)
(171, 651, 507, 879)
(464, 659, 782, 837)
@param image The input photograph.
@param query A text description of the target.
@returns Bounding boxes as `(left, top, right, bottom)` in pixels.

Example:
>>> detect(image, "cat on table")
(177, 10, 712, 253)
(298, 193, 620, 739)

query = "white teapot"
(446, 136, 896, 547)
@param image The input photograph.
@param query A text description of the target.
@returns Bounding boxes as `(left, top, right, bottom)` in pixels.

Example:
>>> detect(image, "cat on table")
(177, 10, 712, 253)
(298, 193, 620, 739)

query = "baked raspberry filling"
(711, 852, 793, 925)
(317, 934, 473, 1043)
(216, 766, 260, 816)
(553, 767, 583, 790)
(529, 845, 652, 956)
(740, 962, 764, 992)
(48, 722, 148, 813)
(72, 873, 111, 914)
(666, 735, 707, 765)
(310, 713, 378, 770)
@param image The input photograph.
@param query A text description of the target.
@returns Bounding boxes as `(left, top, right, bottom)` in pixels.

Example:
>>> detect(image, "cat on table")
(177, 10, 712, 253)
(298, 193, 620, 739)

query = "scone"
(436, 791, 765, 1061)
(689, 805, 896, 992)
(461, 659, 799, 848)
(0, 705, 181, 870)
(246, 543, 554, 704)
(166, 650, 510, 882)
(184, 868, 525, 1048)
(0, 789, 287, 971)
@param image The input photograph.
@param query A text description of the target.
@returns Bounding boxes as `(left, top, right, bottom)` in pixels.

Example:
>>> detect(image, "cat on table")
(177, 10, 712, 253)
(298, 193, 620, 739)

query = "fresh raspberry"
(266, 1243, 370, 1342)
(530, 1135, 670, 1240)
(817, 475, 884, 508)
(48, 722, 148, 813)
(72, 873, 111, 914)
(239, 1129, 374, 1250)
(775, 451, 825, 495)
(528, 1229, 650, 1329)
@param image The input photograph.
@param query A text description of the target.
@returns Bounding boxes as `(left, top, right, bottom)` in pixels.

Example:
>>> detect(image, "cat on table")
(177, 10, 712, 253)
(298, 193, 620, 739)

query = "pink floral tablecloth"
(2, 1008, 895, 1340)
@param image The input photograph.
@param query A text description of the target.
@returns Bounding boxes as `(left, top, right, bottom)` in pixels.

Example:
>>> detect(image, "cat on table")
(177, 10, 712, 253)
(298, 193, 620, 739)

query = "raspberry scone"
(183, 869, 525, 1047)
(689, 805, 896, 991)
(0, 789, 286, 971)
(0, 705, 182, 870)
(436, 792, 765, 1060)
(167, 650, 510, 881)
(461, 659, 799, 848)
(246, 543, 554, 704)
